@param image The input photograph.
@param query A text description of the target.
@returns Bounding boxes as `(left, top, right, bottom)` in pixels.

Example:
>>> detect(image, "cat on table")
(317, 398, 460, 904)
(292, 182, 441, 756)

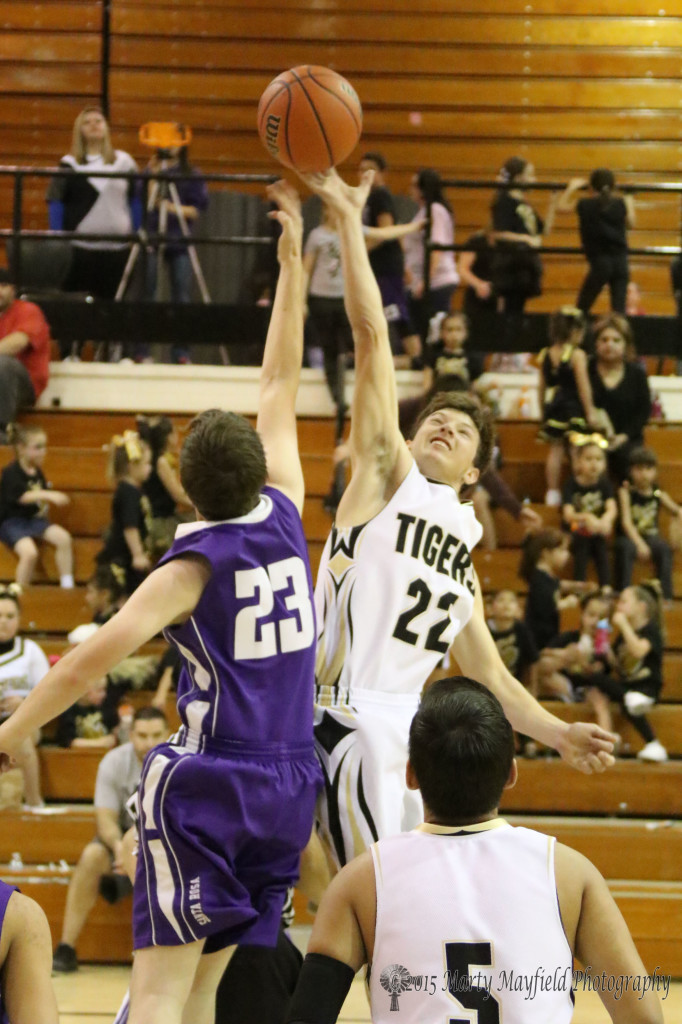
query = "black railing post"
(11, 171, 23, 285)
(101, 0, 111, 118)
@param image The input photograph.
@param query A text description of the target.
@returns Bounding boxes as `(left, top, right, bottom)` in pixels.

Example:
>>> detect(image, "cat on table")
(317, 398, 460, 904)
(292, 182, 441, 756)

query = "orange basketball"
(257, 65, 362, 174)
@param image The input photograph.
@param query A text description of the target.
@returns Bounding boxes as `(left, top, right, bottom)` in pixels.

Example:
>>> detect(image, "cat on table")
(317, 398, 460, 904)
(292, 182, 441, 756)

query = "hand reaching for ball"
(266, 179, 303, 262)
(296, 166, 374, 218)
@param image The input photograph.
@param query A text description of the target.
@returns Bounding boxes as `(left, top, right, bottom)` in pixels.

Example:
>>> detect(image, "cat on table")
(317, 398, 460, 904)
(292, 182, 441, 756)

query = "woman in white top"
(0, 585, 49, 807)
(404, 168, 459, 341)
(47, 107, 139, 300)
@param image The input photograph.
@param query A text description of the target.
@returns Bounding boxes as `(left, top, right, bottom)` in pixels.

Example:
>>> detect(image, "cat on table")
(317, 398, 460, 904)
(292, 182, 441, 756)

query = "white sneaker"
(545, 489, 562, 507)
(637, 740, 668, 763)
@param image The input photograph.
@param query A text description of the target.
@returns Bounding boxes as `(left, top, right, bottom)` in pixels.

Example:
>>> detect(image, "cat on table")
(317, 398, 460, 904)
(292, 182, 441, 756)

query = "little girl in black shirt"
(97, 431, 152, 595)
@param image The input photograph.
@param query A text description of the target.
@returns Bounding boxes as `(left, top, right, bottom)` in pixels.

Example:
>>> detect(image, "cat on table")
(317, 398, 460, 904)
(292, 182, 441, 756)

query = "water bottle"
(117, 702, 134, 744)
(594, 618, 611, 657)
(517, 386, 533, 419)
(9, 851, 23, 869)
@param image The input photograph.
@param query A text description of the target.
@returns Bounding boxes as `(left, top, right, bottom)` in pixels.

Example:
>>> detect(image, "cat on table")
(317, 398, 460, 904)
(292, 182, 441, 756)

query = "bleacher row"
(1, 408, 680, 975)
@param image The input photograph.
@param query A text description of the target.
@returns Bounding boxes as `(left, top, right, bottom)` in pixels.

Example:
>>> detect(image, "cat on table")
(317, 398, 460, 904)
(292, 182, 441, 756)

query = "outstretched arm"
(451, 580, 617, 772)
(297, 170, 411, 517)
(256, 180, 306, 513)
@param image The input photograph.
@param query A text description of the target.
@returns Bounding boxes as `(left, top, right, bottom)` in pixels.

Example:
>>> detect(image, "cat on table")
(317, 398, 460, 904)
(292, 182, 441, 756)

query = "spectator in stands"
(562, 435, 617, 587)
(458, 227, 496, 318)
(52, 705, 169, 973)
(143, 134, 209, 305)
(96, 430, 152, 594)
(403, 169, 459, 340)
(359, 151, 421, 366)
(537, 306, 603, 507)
(491, 156, 558, 316)
(55, 675, 122, 750)
(0, 269, 51, 442)
(556, 170, 635, 315)
(83, 564, 126, 626)
(0, 879, 58, 1023)
(47, 107, 139, 300)
(519, 528, 580, 653)
(422, 312, 482, 392)
(486, 588, 538, 690)
(615, 446, 681, 600)
(0, 424, 74, 588)
(0, 583, 49, 808)
(136, 415, 190, 560)
(538, 590, 611, 701)
(587, 583, 668, 762)
(588, 313, 651, 483)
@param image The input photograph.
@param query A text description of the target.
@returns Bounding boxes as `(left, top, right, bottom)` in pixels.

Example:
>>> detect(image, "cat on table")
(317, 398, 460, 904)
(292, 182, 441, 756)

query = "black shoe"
(53, 942, 78, 973)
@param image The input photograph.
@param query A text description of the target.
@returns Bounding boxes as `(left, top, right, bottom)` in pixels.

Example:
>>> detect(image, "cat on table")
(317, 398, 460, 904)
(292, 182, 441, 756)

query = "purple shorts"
(133, 738, 321, 953)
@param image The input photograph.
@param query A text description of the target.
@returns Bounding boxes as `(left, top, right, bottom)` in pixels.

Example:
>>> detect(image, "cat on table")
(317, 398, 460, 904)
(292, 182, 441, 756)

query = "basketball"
(257, 65, 362, 173)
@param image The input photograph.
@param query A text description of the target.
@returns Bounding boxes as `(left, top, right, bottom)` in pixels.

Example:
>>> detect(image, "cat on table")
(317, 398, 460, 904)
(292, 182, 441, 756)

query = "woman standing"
(588, 313, 651, 482)
(556, 169, 635, 314)
(404, 168, 459, 340)
(47, 107, 139, 299)
(491, 156, 558, 315)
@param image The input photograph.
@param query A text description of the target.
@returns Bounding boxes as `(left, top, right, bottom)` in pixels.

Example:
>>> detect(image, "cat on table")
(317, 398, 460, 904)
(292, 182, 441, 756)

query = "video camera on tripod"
(139, 121, 192, 160)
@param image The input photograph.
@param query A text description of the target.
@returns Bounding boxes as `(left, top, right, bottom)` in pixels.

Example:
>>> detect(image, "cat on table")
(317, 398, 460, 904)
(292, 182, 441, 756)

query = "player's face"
(0, 283, 15, 312)
(410, 408, 480, 491)
(0, 600, 20, 642)
(19, 433, 47, 467)
(630, 463, 656, 490)
(491, 590, 519, 621)
(575, 445, 605, 484)
(131, 719, 168, 760)
(595, 327, 626, 365)
(581, 599, 607, 636)
(441, 316, 468, 351)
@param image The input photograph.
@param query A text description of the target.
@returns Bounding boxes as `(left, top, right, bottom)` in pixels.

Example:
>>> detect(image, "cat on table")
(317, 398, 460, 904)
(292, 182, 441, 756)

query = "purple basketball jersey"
(158, 486, 316, 748)
(0, 880, 17, 1022)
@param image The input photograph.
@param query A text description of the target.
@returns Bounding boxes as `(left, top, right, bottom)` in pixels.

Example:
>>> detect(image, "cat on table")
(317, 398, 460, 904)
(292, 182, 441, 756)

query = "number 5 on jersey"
(234, 556, 314, 660)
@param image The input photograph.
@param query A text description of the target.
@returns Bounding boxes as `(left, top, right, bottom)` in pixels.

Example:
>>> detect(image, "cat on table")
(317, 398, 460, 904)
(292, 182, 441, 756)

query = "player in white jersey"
(298, 168, 616, 870)
(286, 677, 663, 1024)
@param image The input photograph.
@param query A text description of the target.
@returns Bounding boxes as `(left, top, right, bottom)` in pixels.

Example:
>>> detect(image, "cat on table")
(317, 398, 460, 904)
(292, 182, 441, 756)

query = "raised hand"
(295, 166, 373, 217)
(266, 179, 303, 262)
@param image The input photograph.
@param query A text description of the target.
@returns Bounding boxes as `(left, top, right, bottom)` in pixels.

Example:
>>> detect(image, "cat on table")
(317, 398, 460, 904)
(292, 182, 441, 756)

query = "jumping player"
(0, 879, 58, 1023)
(286, 678, 662, 1024)
(299, 168, 616, 869)
(0, 180, 320, 1024)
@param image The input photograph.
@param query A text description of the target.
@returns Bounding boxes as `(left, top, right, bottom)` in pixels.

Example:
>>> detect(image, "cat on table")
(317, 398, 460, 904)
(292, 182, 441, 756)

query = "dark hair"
(361, 151, 387, 172)
(413, 391, 495, 473)
(549, 306, 585, 345)
(133, 705, 168, 726)
(88, 564, 126, 601)
(136, 415, 174, 461)
(519, 528, 566, 582)
(0, 583, 22, 610)
(631, 580, 664, 634)
(498, 156, 529, 187)
(590, 168, 615, 201)
(409, 677, 515, 822)
(14, 424, 46, 448)
(180, 409, 267, 521)
(416, 168, 452, 214)
(0, 267, 16, 286)
(628, 445, 657, 469)
(441, 311, 468, 335)
(579, 588, 609, 612)
(592, 312, 635, 360)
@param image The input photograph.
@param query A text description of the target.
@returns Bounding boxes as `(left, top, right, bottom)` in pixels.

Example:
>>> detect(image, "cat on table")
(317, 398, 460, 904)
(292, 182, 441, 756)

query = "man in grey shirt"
(52, 706, 168, 973)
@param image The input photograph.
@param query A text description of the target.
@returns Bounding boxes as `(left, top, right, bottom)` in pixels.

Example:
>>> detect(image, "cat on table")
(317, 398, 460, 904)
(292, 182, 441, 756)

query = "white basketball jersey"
(315, 462, 482, 700)
(369, 821, 574, 1024)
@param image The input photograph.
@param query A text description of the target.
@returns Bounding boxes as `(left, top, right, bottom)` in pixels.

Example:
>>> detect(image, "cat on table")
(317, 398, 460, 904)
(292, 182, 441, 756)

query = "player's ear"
(405, 759, 419, 791)
(462, 465, 479, 487)
(504, 758, 518, 791)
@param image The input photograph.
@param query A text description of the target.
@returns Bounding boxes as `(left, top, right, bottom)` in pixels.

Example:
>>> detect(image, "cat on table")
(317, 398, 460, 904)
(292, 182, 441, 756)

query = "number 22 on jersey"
(234, 556, 314, 660)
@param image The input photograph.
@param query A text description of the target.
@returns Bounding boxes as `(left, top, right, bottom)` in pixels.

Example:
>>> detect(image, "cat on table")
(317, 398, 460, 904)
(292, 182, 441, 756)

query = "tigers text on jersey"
(370, 820, 574, 1024)
(159, 487, 317, 748)
(315, 462, 482, 701)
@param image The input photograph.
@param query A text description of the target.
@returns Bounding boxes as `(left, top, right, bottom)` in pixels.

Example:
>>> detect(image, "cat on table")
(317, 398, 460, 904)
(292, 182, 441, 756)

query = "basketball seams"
(306, 65, 362, 135)
(289, 66, 334, 168)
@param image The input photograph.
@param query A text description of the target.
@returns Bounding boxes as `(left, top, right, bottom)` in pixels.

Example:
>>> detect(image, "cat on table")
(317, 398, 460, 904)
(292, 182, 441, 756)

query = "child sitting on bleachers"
(538, 589, 612, 701)
(519, 528, 581, 653)
(586, 582, 668, 762)
(562, 434, 617, 587)
(0, 424, 74, 588)
(55, 676, 121, 750)
(615, 446, 681, 600)
(486, 588, 539, 691)
(136, 415, 191, 561)
(0, 583, 49, 808)
(97, 431, 152, 595)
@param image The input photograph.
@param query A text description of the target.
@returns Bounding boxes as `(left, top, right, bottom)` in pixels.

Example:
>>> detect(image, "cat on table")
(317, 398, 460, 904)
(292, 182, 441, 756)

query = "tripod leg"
(115, 178, 159, 301)
(167, 181, 211, 303)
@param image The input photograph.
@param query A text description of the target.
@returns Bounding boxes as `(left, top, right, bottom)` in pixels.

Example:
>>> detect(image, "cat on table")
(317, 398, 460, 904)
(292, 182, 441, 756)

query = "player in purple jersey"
(0, 878, 58, 1023)
(0, 180, 321, 1024)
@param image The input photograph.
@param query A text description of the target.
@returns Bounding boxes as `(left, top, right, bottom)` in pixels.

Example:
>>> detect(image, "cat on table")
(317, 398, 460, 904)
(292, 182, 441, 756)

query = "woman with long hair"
(47, 107, 139, 299)
(404, 168, 459, 340)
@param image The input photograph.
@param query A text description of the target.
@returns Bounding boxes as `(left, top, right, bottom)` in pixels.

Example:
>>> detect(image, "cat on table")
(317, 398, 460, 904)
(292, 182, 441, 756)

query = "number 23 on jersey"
(234, 556, 315, 660)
